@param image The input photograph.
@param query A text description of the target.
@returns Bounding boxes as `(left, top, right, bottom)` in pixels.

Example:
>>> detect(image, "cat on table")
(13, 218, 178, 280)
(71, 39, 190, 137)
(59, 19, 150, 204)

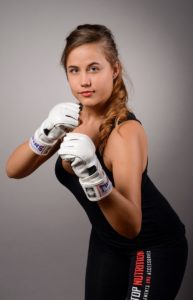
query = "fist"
(29, 102, 81, 155)
(58, 133, 101, 178)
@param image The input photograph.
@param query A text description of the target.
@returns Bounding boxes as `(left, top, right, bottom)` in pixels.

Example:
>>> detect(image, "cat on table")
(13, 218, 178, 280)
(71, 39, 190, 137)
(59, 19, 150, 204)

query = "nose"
(80, 72, 91, 87)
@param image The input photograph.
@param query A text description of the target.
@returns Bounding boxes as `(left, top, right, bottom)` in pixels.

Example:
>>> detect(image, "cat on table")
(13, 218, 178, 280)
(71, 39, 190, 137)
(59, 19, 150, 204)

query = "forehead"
(66, 43, 108, 66)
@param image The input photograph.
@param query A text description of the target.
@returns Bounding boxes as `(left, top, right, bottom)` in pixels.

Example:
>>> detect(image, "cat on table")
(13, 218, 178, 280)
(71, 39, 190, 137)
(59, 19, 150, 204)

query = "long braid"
(98, 70, 130, 154)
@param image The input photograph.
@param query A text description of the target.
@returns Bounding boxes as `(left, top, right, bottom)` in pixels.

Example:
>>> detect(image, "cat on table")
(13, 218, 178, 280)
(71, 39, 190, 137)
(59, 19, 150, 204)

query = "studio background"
(0, 0, 192, 299)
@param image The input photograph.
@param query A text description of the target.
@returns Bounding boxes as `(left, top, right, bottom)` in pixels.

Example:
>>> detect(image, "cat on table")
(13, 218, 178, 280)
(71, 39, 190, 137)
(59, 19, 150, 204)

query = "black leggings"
(85, 229, 188, 300)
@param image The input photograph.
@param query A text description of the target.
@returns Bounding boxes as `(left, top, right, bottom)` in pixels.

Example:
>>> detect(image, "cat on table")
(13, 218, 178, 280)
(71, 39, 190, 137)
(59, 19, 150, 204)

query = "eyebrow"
(67, 62, 101, 69)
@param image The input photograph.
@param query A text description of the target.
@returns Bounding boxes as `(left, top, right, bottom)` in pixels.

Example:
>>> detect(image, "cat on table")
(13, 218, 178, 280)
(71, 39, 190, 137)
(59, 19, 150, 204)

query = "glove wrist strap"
(79, 171, 113, 201)
(29, 135, 55, 155)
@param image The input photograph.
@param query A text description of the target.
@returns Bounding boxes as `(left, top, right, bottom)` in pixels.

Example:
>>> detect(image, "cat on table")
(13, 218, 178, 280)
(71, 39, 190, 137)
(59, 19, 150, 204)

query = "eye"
(89, 65, 100, 72)
(68, 67, 79, 74)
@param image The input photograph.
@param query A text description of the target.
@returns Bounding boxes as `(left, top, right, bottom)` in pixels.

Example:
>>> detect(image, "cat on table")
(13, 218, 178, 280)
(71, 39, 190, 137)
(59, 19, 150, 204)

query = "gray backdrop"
(1, 0, 192, 299)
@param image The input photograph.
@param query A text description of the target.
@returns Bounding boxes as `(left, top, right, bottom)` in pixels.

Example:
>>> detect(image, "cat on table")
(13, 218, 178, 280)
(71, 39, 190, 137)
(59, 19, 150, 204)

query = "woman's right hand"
(6, 102, 81, 178)
(29, 102, 81, 155)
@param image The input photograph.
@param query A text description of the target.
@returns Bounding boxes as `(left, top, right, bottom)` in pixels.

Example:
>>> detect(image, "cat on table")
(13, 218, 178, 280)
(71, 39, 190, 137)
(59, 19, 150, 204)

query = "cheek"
(68, 78, 77, 92)
(98, 77, 113, 96)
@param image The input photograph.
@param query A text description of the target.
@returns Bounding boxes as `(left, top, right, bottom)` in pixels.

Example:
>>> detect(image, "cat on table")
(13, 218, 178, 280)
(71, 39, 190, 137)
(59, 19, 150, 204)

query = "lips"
(79, 90, 95, 97)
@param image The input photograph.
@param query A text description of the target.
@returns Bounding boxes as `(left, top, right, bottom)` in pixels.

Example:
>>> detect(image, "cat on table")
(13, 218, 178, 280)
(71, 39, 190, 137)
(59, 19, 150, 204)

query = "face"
(66, 43, 119, 109)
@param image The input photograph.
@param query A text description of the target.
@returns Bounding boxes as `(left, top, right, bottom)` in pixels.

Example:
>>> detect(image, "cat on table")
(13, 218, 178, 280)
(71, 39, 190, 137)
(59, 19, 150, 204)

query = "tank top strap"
(127, 111, 142, 124)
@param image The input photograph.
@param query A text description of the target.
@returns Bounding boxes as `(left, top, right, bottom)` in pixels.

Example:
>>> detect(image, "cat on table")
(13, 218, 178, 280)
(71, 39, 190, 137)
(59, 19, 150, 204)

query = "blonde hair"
(61, 24, 131, 154)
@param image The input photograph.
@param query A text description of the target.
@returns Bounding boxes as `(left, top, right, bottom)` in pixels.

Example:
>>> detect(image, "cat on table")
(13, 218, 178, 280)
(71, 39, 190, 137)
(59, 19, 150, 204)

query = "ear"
(112, 61, 120, 79)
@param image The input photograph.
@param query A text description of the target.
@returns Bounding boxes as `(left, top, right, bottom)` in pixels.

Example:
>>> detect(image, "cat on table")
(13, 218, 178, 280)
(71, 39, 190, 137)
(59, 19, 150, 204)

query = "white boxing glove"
(58, 133, 113, 201)
(29, 102, 81, 155)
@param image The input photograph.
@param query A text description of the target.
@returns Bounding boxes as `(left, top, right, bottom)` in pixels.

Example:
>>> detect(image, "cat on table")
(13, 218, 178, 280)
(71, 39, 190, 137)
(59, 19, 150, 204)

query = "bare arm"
(6, 102, 81, 179)
(97, 120, 148, 239)
(6, 140, 60, 179)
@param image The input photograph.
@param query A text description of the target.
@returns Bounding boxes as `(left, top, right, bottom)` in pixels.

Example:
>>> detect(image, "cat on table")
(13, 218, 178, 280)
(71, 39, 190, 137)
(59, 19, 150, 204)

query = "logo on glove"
(85, 187, 97, 198)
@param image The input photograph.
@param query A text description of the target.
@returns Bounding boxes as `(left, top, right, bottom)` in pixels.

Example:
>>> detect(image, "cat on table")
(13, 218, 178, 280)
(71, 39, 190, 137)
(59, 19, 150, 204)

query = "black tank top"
(55, 112, 185, 250)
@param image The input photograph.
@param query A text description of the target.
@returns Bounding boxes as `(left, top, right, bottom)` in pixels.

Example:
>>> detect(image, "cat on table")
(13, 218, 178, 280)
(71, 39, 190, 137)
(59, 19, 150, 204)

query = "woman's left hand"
(58, 133, 113, 201)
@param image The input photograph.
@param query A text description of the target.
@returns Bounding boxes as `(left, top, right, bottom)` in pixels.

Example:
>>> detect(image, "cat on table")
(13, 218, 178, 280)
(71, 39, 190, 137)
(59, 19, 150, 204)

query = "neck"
(80, 107, 102, 124)
(75, 105, 104, 147)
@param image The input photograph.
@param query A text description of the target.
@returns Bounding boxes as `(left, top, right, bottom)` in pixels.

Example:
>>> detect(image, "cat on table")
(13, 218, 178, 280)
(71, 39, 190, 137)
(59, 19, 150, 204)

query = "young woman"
(6, 24, 188, 300)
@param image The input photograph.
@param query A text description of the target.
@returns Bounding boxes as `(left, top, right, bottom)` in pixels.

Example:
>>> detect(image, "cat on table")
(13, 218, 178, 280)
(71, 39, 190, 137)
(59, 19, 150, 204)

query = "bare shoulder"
(103, 120, 148, 172)
(117, 119, 145, 135)
(107, 119, 147, 147)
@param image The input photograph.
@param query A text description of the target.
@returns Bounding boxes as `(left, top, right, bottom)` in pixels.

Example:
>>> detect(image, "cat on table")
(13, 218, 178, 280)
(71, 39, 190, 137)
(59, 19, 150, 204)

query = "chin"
(79, 99, 98, 106)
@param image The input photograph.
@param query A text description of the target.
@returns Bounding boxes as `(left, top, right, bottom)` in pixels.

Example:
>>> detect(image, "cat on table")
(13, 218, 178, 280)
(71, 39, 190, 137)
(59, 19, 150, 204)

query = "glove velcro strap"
(79, 171, 113, 201)
(29, 136, 54, 155)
